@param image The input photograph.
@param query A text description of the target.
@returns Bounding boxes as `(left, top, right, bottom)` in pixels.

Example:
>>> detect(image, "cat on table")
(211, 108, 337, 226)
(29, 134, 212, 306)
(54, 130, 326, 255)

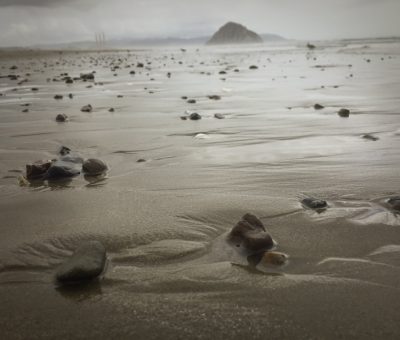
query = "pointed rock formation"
(207, 22, 263, 45)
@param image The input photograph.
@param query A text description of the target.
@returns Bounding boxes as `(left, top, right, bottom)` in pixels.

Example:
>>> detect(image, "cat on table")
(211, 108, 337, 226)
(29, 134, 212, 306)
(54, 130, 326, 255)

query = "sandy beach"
(1, 39, 400, 339)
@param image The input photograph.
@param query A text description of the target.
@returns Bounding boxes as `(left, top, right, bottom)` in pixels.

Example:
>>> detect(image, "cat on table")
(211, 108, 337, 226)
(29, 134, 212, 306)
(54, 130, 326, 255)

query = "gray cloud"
(0, 0, 399, 47)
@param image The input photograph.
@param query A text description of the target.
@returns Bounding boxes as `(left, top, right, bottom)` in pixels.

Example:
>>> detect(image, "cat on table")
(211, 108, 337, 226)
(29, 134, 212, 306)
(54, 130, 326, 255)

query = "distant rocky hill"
(207, 22, 263, 45)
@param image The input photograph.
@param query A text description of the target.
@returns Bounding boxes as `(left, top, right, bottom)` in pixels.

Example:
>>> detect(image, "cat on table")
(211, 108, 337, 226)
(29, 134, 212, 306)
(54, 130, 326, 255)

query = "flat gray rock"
(44, 164, 80, 180)
(55, 241, 106, 284)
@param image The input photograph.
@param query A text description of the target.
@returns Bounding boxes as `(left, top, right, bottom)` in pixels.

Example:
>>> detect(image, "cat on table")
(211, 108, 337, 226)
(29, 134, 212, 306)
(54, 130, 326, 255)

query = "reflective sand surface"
(1, 40, 400, 339)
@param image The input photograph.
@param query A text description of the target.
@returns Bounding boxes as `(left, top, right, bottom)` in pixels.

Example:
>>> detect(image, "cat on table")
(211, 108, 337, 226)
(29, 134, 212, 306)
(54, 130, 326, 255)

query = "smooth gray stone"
(56, 241, 106, 284)
(82, 158, 108, 176)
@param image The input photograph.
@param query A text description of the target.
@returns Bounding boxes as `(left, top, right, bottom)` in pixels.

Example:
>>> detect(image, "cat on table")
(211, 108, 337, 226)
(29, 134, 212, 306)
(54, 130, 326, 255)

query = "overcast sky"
(1, 0, 399, 47)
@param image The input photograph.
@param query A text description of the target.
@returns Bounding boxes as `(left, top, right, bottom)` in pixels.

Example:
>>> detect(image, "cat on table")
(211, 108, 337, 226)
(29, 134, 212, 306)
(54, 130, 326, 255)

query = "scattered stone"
(187, 99, 196, 104)
(22, 109, 29, 113)
(307, 43, 316, 49)
(129, 70, 136, 75)
(229, 213, 274, 253)
(137, 62, 144, 68)
(208, 95, 221, 100)
(180, 116, 188, 120)
(55, 113, 68, 122)
(82, 159, 108, 176)
(249, 65, 258, 70)
(137, 158, 146, 163)
(26, 160, 52, 180)
(314, 103, 324, 110)
(219, 71, 227, 75)
(181, 96, 188, 100)
(68, 93, 73, 99)
(54, 94, 63, 100)
(301, 197, 328, 210)
(55, 241, 107, 284)
(189, 112, 202, 120)
(214, 113, 225, 119)
(108, 108, 115, 112)
(362, 134, 379, 141)
(338, 108, 350, 118)
(81, 104, 93, 113)
(31, 87, 39, 91)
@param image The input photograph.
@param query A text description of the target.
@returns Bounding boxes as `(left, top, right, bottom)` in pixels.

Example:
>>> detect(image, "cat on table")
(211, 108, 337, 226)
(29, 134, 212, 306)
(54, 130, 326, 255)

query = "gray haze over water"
(0, 0, 400, 47)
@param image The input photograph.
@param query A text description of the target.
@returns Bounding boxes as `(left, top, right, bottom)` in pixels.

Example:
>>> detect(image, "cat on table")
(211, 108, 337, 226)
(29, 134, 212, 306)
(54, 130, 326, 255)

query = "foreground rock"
(301, 197, 328, 210)
(207, 22, 263, 45)
(229, 214, 274, 253)
(55, 241, 106, 284)
(82, 158, 108, 176)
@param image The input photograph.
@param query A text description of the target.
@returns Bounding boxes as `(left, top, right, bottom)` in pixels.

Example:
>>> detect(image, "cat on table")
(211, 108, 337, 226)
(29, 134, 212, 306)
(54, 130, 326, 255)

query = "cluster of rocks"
(24, 146, 108, 183)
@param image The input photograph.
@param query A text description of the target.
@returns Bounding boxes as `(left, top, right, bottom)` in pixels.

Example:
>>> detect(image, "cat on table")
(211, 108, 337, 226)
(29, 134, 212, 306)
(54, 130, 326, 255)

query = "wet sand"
(1, 40, 400, 339)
